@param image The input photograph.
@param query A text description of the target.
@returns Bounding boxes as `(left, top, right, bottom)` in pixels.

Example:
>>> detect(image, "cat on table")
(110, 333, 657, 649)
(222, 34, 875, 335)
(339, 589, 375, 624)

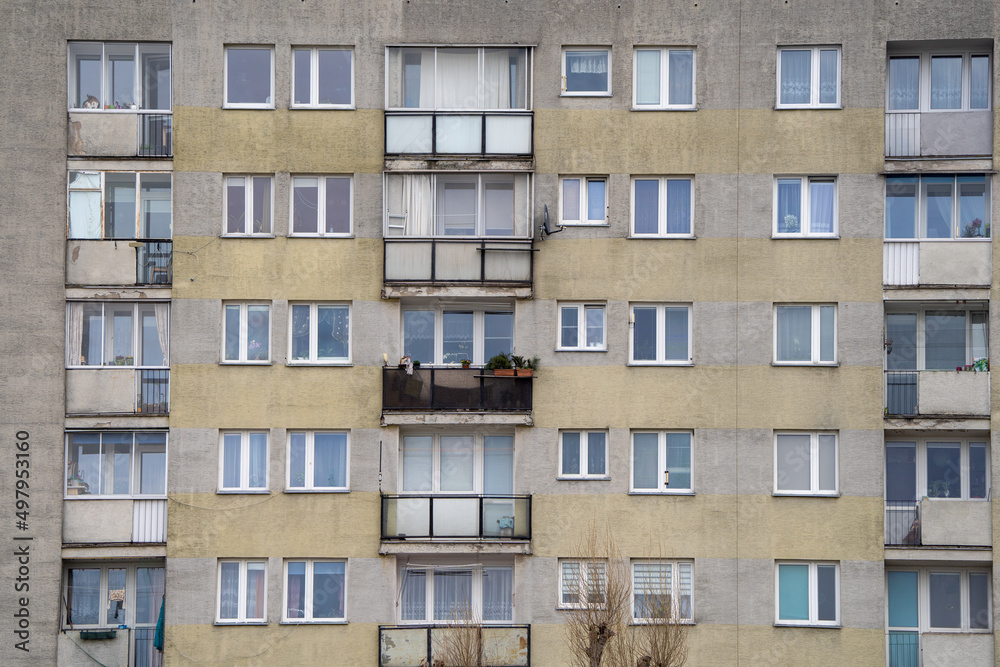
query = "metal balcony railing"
(138, 369, 169, 414)
(379, 624, 530, 667)
(384, 110, 533, 156)
(887, 631, 919, 667)
(383, 238, 533, 285)
(382, 367, 532, 412)
(139, 113, 172, 157)
(382, 494, 531, 540)
(885, 500, 921, 546)
(136, 240, 172, 285)
(885, 371, 918, 416)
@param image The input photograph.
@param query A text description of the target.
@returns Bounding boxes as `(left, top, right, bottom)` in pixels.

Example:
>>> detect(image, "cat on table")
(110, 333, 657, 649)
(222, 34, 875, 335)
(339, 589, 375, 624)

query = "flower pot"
(462, 363, 470, 369)
(516, 369, 533, 377)
(493, 369, 515, 376)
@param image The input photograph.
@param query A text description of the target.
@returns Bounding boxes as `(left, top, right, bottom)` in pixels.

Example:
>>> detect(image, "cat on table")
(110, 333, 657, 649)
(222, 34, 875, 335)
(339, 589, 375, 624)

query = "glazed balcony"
(383, 238, 533, 292)
(378, 625, 530, 667)
(385, 111, 533, 157)
(382, 367, 532, 415)
(381, 494, 531, 541)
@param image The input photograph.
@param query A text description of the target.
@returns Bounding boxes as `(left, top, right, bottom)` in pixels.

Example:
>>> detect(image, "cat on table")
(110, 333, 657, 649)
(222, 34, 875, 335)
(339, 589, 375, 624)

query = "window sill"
(559, 222, 611, 227)
(557, 476, 611, 481)
(630, 620, 696, 626)
(69, 108, 172, 114)
(771, 362, 839, 367)
(280, 619, 348, 625)
(774, 623, 841, 629)
(290, 106, 356, 111)
(64, 495, 168, 500)
(287, 235, 355, 239)
(286, 362, 353, 367)
(222, 105, 275, 110)
(284, 488, 351, 494)
(627, 362, 694, 367)
(555, 348, 608, 353)
(628, 235, 697, 240)
(631, 106, 698, 112)
(772, 492, 840, 498)
(219, 361, 273, 366)
(628, 491, 695, 496)
(772, 235, 840, 240)
(217, 490, 270, 495)
(561, 92, 613, 98)
(214, 621, 269, 626)
(221, 234, 276, 239)
(883, 237, 992, 242)
(774, 106, 843, 111)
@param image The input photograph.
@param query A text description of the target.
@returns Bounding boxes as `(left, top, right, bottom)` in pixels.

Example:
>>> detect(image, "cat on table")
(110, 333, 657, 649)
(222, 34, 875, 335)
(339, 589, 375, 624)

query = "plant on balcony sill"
(112, 355, 134, 366)
(486, 352, 515, 376)
(461, 359, 472, 369)
(960, 218, 988, 238)
(511, 355, 540, 377)
(956, 358, 989, 372)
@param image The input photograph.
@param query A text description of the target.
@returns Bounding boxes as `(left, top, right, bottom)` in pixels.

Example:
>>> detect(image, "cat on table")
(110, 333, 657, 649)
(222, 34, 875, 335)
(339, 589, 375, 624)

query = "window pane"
(247, 433, 267, 489)
(588, 432, 607, 476)
(442, 311, 474, 364)
(926, 444, 960, 498)
(291, 304, 310, 361)
(246, 305, 269, 361)
(139, 173, 171, 238)
(587, 179, 606, 222)
(633, 307, 657, 361)
(677, 562, 693, 619)
(68, 433, 101, 495)
(434, 570, 473, 620)
(819, 306, 835, 362)
(317, 305, 349, 360)
(929, 572, 961, 628)
(68, 568, 101, 625)
(668, 50, 694, 106)
(666, 179, 691, 234)
(634, 180, 659, 234)
(970, 443, 988, 499)
(924, 311, 964, 370)
(223, 433, 242, 488)
(635, 50, 661, 105)
(482, 567, 513, 621)
(101, 436, 131, 495)
(778, 564, 809, 621)
(312, 562, 345, 618)
(885, 176, 917, 239)
(245, 562, 266, 619)
(226, 178, 246, 234)
(403, 310, 434, 364)
(401, 570, 426, 621)
(313, 432, 347, 488)
(888, 57, 919, 111)
(665, 432, 691, 489)
(484, 181, 515, 236)
(924, 178, 954, 239)
(562, 432, 581, 475)
(251, 177, 271, 234)
(483, 312, 514, 360)
(325, 177, 351, 234)
(286, 561, 306, 618)
(106, 44, 135, 107)
(318, 50, 351, 105)
(70, 43, 103, 108)
(818, 434, 836, 492)
(138, 447, 166, 495)
(566, 50, 608, 93)
(930, 56, 962, 110)
(135, 567, 164, 625)
(810, 180, 835, 234)
(586, 306, 605, 347)
(484, 435, 514, 495)
(562, 562, 580, 604)
(776, 434, 811, 492)
(437, 179, 477, 235)
(885, 313, 917, 371)
(561, 306, 579, 348)
(402, 436, 433, 492)
(970, 56, 990, 109)
(816, 565, 836, 621)
(293, 177, 319, 234)
(776, 306, 811, 362)
(106, 173, 137, 239)
(969, 572, 990, 629)
(780, 50, 811, 105)
(777, 179, 802, 233)
(107, 306, 134, 363)
(139, 307, 164, 366)
(69, 186, 102, 239)
(293, 49, 310, 105)
(959, 177, 988, 238)
(818, 49, 838, 104)
(218, 562, 239, 619)
(633, 433, 659, 490)
(440, 436, 474, 492)
(437, 48, 478, 108)
(886, 443, 917, 502)
(887, 571, 919, 628)
(562, 179, 581, 221)
(289, 433, 307, 488)
(107, 568, 127, 624)
(634, 562, 670, 619)
(227, 49, 271, 105)
(224, 305, 240, 361)
(664, 307, 689, 361)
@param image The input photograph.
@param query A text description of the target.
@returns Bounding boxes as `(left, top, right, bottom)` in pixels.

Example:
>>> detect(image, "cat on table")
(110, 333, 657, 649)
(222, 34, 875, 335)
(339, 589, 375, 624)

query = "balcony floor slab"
(382, 413, 533, 426)
(379, 541, 532, 556)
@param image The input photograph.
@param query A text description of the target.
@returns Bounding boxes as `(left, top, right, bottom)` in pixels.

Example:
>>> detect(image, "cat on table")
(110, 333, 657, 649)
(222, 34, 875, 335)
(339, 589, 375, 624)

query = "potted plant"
(460, 359, 472, 369)
(485, 352, 515, 376)
(511, 355, 539, 377)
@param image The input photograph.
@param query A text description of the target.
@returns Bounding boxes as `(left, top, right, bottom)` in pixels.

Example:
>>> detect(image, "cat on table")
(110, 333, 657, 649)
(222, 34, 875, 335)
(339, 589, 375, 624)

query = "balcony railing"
(138, 369, 169, 414)
(136, 240, 172, 285)
(885, 371, 918, 416)
(382, 367, 532, 413)
(885, 500, 921, 546)
(884, 369, 990, 417)
(379, 625, 530, 667)
(385, 111, 533, 156)
(885, 110, 992, 158)
(68, 112, 172, 158)
(139, 113, 172, 157)
(887, 632, 919, 667)
(382, 494, 531, 540)
(384, 238, 533, 285)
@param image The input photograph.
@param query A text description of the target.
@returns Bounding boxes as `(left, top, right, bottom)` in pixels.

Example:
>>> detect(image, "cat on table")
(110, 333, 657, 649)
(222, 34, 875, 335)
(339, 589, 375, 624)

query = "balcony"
(883, 241, 991, 287)
(382, 494, 531, 541)
(66, 240, 172, 287)
(888, 632, 993, 667)
(66, 369, 169, 415)
(384, 239, 533, 293)
(885, 499, 991, 547)
(884, 370, 989, 417)
(385, 111, 533, 157)
(382, 367, 531, 414)
(68, 112, 172, 157)
(885, 111, 992, 159)
(379, 625, 529, 667)
(63, 498, 167, 544)
(885, 500, 921, 546)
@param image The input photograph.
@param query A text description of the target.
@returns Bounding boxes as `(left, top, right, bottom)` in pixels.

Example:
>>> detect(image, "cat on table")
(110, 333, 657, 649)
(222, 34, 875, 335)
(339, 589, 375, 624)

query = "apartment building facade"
(0, 1, 998, 665)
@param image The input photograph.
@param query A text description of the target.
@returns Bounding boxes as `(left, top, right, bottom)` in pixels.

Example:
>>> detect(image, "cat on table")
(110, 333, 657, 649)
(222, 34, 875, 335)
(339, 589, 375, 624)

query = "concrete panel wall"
(922, 500, 993, 547)
(66, 241, 138, 286)
(66, 369, 136, 414)
(62, 500, 133, 544)
(920, 241, 992, 287)
(922, 633, 994, 667)
(920, 371, 990, 416)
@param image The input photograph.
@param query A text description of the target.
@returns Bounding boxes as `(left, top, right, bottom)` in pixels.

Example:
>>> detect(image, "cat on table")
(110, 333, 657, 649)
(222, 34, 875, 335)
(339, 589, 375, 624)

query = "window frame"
(68, 170, 173, 240)
(398, 432, 514, 495)
(397, 559, 515, 624)
(65, 301, 170, 368)
(772, 176, 839, 237)
(286, 431, 351, 492)
(218, 431, 269, 493)
(289, 175, 353, 237)
(561, 47, 612, 97)
(67, 42, 172, 112)
(222, 302, 271, 364)
(887, 567, 992, 634)
(401, 300, 515, 366)
(282, 559, 348, 623)
(632, 47, 696, 110)
(287, 302, 351, 365)
(630, 430, 694, 494)
(628, 303, 693, 365)
(884, 174, 991, 240)
(559, 176, 608, 225)
(558, 559, 607, 609)
(558, 431, 610, 480)
(775, 561, 840, 627)
(64, 431, 167, 499)
(631, 559, 694, 624)
(776, 46, 842, 109)
(629, 176, 694, 237)
(224, 46, 275, 109)
(557, 303, 607, 351)
(885, 438, 990, 501)
(62, 561, 165, 629)
(886, 50, 992, 113)
(216, 559, 268, 624)
(223, 175, 274, 236)
(773, 431, 839, 496)
(291, 47, 355, 109)
(884, 305, 989, 371)
(773, 304, 838, 366)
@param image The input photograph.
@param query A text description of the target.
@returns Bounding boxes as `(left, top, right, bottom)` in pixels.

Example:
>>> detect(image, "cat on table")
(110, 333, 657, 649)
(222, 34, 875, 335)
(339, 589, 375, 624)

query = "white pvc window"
(632, 560, 693, 622)
(774, 177, 837, 236)
(774, 432, 838, 495)
(633, 48, 695, 109)
(888, 568, 991, 634)
(66, 302, 169, 368)
(777, 46, 841, 108)
(63, 563, 165, 629)
(224, 47, 274, 108)
(68, 42, 171, 111)
(386, 47, 530, 110)
(560, 177, 607, 224)
(292, 48, 353, 108)
(288, 431, 350, 492)
(68, 171, 172, 240)
(885, 174, 990, 240)
(562, 48, 611, 96)
(217, 560, 267, 623)
(631, 177, 693, 237)
(558, 304, 606, 351)
(888, 51, 991, 112)
(559, 431, 608, 479)
(774, 305, 836, 365)
(290, 176, 352, 236)
(65, 432, 167, 498)
(284, 560, 347, 622)
(776, 561, 839, 626)
(631, 431, 693, 493)
(223, 303, 270, 363)
(219, 431, 268, 492)
(886, 440, 989, 501)
(289, 303, 350, 364)
(399, 562, 513, 623)
(558, 560, 606, 608)
(224, 176, 273, 236)
(630, 304, 692, 365)
(402, 303, 514, 366)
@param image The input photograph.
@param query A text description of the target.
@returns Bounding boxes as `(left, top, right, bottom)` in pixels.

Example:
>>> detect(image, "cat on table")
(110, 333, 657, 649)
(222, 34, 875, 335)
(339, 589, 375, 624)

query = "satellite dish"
(540, 205, 563, 238)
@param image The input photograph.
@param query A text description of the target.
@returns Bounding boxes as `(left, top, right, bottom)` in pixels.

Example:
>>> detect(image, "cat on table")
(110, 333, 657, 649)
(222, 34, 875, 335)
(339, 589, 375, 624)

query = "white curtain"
(636, 51, 660, 105)
(433, 570, 472, 620)
(780, 50, 811, 104)
(400, 569, 426, 620)
(67, 303, 84, 365)
(219, 563, 239, 619)
(809, 181, 835, 233)
(154, 303, 169, 365)
(888, 57, 919, 110)
(776, 306, 811, 361)
(668, 50, 693, 106)
(930, 56, 962, 109)
(483, 49, 510, 109)
(403, 174, 433, 236)
(69, 172, 102, 239)
(248, 433, 267, 488)
(437, 49, 478, 108)
(482, 567, 513, 621)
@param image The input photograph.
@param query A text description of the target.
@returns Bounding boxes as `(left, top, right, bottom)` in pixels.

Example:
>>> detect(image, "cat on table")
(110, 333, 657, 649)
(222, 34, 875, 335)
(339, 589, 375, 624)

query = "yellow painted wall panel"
(172, 107, 385, 174)
(167, 492, 379, 557)
(172, 236, 384, 301)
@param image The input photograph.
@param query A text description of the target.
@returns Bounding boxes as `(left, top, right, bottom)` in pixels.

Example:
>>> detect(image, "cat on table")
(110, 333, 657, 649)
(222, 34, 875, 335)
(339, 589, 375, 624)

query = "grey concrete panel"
(168, 298, 222, 365)
(839, 429, 884, 498)
(838, 173, 885, 240)
(840, 560, 884, 630)
(736, 300, 773, 366)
